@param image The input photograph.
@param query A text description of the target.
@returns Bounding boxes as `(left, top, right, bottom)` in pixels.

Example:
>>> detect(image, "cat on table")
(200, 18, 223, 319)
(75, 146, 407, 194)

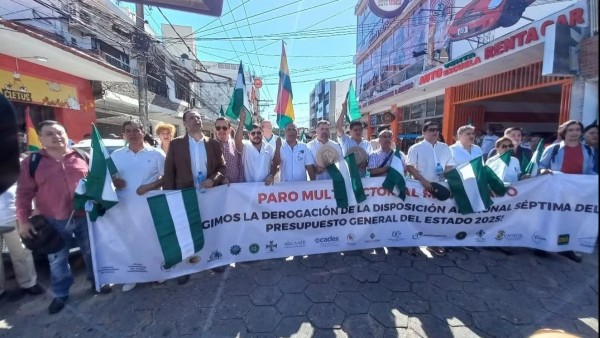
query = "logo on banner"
(315, 236, 339, 246)
(208, 250, 222, 262)
(389, 231, 405, 241)
(413, 232, 448, 239)
(455, 232, 467, 240)
(475, 230, 486, 242)
(495, 230, 523, 241)
(249, 243, 260, 254)
(365, 232, 380, 243)
(230, 245, 241, 255)
(347, 234, 357, 244)
(284, 240, 306, 248)
(557, 234, 570, 245)
(266, 241, 278, 252)
(532, 232, 547, 244)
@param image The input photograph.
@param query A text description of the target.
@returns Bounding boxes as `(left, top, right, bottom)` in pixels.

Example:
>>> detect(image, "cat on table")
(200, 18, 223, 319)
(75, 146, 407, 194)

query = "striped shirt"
(368, 149, 407, 169)
(219, 138, 244, 183)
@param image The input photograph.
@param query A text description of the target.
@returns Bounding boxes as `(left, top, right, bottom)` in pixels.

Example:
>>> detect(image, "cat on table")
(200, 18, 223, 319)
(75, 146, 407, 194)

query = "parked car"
(71, 138, 125, 154)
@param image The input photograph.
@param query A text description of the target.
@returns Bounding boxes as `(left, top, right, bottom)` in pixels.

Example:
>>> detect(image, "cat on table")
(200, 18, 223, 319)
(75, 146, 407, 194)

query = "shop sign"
(416, 5, 586, 87)
(0, 69, 81, 110)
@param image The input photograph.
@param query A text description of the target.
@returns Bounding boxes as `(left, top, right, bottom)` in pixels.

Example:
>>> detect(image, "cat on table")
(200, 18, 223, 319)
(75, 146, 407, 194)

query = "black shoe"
(177, 275, 190, 285)
(24, 284, 44, 295)
(559, 251, 582, 263)
(48, 296, 68, 315)
(211, 266, 226, 273)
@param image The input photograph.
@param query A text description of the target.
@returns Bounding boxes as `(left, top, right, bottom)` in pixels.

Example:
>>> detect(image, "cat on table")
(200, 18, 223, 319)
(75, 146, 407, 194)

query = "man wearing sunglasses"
(487, 127, 533, 173)
(214, 117, 244, 184)
(406, 121, 455, 257)
(163, 109, 227, 283)
(235, 108, 281, 185)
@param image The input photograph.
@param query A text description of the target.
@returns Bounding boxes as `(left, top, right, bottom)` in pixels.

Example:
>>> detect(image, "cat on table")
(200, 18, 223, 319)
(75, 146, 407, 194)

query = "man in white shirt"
(337, 101, 372, 176)
(278, 122, 315, 182)
(307, 120, 344, 180)
(111, 120, 166, 291)
(261, 120, 280, 150)
(449, 125, 483, 165)
(406, 121, 455, 257)
(480, 127, 499, 159)
(236, 108, 281, 184)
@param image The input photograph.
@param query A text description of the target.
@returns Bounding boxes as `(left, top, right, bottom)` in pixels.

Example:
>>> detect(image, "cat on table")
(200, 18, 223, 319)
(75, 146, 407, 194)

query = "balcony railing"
(101, 52, 131, 73)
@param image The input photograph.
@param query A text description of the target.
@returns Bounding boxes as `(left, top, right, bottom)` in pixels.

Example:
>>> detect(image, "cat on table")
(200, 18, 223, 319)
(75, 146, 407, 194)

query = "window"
(435, 96, 444, 116)
(402, 105, 411, 120)
(426, 98, 436, 117)
(410, 101, 424, 119)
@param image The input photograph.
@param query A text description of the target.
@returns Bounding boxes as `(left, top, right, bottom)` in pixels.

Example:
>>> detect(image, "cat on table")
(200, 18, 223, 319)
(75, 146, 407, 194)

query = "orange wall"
(0, 54, 96, 142)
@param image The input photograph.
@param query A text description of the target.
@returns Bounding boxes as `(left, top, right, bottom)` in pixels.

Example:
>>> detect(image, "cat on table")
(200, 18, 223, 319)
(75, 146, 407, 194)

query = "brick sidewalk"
(0, 247, 597, 337)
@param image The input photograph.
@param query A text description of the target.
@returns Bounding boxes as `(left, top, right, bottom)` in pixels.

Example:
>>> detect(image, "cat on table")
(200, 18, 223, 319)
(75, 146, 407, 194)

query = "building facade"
(355, 0, 597, 150)
(309, 78, 352, 140)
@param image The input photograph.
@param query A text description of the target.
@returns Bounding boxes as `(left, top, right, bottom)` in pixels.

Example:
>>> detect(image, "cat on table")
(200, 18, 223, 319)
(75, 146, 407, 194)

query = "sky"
(116, 0, 358, 128)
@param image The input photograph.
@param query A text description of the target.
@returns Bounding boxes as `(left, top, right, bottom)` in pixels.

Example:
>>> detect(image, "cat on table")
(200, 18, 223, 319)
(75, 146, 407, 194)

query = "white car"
(71, 138, 125, 154)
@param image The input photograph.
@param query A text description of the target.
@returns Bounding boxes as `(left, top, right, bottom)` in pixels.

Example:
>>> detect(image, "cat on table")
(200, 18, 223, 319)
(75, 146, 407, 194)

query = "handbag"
(20, 215, 65, 254)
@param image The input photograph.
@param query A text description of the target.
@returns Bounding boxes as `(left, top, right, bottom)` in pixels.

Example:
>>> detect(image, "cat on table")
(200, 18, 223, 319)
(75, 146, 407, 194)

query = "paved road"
(0, 247, 597, 338)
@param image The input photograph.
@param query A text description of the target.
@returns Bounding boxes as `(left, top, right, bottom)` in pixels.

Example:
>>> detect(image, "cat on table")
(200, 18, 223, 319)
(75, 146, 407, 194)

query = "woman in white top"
(485, 136, 522, 184)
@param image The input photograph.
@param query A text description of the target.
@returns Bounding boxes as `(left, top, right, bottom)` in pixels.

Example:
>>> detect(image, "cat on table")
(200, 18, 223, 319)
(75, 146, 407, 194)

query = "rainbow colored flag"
(25, 107, 41, 151)
(275, 42, 295, 129)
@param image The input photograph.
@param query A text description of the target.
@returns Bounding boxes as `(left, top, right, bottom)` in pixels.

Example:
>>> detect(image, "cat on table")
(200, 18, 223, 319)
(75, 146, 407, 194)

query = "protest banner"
(89, 174, 598, 286)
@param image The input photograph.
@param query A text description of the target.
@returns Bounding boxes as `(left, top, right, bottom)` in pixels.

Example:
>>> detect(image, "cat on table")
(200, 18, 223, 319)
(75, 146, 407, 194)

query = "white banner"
(90, 174, 598, 285)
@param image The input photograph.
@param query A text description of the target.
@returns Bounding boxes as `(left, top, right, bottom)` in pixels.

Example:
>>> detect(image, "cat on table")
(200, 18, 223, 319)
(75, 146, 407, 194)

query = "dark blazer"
(163, 135, 226, 190)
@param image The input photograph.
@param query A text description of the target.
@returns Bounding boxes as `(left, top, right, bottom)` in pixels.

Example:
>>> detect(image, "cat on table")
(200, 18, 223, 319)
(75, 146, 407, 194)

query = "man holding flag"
(337, 85, 371, 176)
(16, 121, 111, 314)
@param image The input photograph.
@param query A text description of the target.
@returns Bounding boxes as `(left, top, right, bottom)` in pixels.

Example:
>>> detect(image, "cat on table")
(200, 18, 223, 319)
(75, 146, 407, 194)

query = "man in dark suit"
(163, 109, 227, 283)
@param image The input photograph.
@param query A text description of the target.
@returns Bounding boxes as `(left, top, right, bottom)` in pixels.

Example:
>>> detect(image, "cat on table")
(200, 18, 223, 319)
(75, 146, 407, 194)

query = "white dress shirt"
(406, 140, 456, 182)
(279, 141, 315, 181)
(339, 134, 372, 156)
(241, 141, 274, 182)
(188, 135, 208, 187)
(450, 142, 483, 165)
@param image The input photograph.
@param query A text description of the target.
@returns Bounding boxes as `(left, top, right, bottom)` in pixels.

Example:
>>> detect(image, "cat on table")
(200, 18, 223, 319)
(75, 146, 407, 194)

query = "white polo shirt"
(241, 140, 274, 182)
(450, 142, 483, 166)
(188, 135, 208, 187)
(111, 145, 166, 195)
(306, 139, 344, 180)
(339, 134, 372, 156)
(264, 134, 280, 149)
(279, 141, 315, 181)
(406, 140, 455, 182)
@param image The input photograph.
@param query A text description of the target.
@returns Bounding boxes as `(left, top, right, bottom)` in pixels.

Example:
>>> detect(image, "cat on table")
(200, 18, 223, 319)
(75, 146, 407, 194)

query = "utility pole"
(135, 3, 150, 131)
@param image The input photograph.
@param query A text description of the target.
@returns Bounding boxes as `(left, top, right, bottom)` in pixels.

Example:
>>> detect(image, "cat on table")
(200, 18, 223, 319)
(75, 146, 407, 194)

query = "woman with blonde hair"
(155, 122, 176, 154)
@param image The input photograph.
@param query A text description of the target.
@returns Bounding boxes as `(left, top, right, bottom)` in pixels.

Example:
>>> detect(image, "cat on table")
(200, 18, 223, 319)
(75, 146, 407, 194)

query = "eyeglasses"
(250, 131, 262, 136)
(427, 128, 439, 132)
(215, 126, 228, 131)
(499, 144, 514, 149)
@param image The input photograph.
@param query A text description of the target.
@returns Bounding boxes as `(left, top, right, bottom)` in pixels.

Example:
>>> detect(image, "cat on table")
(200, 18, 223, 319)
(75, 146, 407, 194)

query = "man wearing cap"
(367, 130, 406, 177)
(236, 108, 281, 184)
(163, 109, 227, 281)
(16, 120, 111, 315)
(406, 121, 455, 257)
(111, 119, 165, 292)
(277, 122, 315, 182)
(337, 101, 371, 176)
(307, 120, 344, 180)
(487, 127, 533, 173)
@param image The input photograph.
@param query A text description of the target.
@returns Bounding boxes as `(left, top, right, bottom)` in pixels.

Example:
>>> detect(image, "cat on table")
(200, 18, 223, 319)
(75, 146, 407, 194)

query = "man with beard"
(307, 120, 344, 180)
(277, 122, 315, 182)
(337, 100, 371, 176)
(235, 108, 281, 184)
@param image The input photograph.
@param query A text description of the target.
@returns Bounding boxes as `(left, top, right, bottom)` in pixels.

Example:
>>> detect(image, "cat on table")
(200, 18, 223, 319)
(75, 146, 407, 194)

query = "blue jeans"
(46, 217, 94, 298)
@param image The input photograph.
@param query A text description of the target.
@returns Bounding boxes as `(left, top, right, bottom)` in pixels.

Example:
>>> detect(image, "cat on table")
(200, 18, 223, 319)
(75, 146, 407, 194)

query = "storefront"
(0, 21, 131, 142)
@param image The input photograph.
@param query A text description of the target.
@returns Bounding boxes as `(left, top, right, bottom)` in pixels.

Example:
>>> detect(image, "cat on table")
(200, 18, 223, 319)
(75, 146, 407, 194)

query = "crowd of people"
(1, 104, 597, 314)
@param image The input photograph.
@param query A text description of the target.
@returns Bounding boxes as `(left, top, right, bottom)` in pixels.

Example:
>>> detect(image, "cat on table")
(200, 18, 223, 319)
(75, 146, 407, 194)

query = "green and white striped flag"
(326, 153, 367, 208)
(147, 189, 204, 269)
(382, 150, 406, 200)
(485, 151, 513, 185)
(74, 124, 119, 221)
(226, 61, 253, 131)
(524, 139, 544, 177)
(445, 156, 507, 214)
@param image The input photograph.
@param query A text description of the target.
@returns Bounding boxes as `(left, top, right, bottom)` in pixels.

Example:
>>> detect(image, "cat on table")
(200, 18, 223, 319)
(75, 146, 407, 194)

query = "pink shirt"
(16, 149, 88, 224)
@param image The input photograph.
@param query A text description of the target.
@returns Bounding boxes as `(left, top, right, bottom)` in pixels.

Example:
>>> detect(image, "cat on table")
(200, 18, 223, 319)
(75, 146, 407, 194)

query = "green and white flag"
(300, 129, 306, 143)
(147, 189, 204, 269)
(226, 61, 253, 131)
(74, 124, 119, 221)
(524, 139, 544, 177)
(485, 151, 513, 185)
(345, 81, 361, 122)
(445, 157, 507, 214)
(326, 153, 367, 208)
(382, 150, 406, 200)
